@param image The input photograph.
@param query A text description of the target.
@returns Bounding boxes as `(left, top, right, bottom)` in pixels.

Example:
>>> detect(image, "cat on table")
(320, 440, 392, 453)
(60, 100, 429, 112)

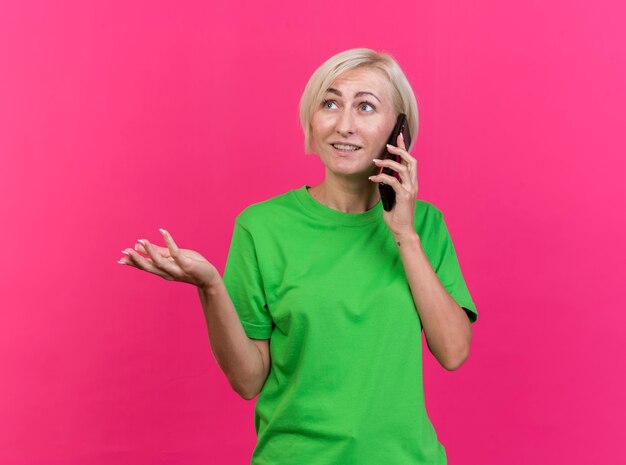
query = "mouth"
(330, 143, 362, 155)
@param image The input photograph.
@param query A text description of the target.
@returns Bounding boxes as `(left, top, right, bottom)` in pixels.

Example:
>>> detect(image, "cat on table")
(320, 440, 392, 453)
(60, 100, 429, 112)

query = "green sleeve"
(431, 210, 478, 323)
(222, 218, 273, 339)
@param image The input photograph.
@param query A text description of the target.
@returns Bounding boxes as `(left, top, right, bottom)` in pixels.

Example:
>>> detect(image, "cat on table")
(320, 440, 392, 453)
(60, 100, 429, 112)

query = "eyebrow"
(325, 87, 381, 103)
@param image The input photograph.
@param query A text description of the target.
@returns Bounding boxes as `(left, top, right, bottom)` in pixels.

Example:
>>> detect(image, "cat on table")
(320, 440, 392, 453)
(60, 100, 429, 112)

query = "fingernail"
(373, 158, 381, 163)
(399, 132, 404, 139)
(121, 250, 130, 255)
(117, 260, 126, 265)
(159, 228, 166, 235)
(138, 239, 145, 245)
(134, 244, 140, 251)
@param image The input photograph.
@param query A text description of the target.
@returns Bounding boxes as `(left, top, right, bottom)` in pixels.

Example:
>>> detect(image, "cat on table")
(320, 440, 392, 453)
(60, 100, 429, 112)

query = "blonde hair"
(299, 48, 419, 155)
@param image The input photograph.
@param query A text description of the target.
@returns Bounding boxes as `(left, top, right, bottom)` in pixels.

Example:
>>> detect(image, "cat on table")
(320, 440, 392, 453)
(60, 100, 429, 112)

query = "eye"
(359, 101, 376, 112)
(321, 99, 337, 109)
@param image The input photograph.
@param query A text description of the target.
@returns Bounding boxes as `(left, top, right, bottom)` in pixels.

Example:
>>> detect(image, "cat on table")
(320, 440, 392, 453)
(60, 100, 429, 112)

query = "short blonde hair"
(299, 48, 419, 155)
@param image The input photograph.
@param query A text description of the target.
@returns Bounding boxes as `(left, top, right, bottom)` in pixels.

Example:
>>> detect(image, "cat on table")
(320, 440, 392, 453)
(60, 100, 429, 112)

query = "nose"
(335, 107, 356, 136)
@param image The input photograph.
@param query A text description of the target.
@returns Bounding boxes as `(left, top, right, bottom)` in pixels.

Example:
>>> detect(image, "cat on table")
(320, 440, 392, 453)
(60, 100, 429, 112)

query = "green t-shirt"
(223, 185, 477, 465)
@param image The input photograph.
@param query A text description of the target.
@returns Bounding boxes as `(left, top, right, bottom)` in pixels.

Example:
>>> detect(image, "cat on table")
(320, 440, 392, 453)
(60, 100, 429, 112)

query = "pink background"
(1, 1, 625, 464)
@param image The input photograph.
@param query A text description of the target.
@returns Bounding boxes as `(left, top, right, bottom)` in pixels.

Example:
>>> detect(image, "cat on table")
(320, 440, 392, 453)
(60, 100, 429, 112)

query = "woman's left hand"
(369, 132, 418, 238)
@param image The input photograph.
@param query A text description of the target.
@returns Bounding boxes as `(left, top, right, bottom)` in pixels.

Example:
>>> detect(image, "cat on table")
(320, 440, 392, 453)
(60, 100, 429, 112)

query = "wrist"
(392, 230, 420, 243)
(200, 276, 224, 296)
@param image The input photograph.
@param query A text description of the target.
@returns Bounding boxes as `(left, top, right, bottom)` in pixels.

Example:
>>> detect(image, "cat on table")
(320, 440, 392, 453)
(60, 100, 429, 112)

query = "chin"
(329, 165, 376, 179)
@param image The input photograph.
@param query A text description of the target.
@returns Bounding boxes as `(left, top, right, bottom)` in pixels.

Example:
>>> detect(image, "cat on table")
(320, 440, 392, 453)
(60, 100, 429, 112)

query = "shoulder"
(235, 189, 300, 230)
(414, 199, 443, 222)
(414, 199, 447, 239)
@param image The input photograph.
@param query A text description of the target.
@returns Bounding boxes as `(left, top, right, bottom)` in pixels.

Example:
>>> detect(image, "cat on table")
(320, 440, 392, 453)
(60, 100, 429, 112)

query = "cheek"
(370, 124, 391, 142)
(376, 118, 398, 140)
(312, 114, 334, 131)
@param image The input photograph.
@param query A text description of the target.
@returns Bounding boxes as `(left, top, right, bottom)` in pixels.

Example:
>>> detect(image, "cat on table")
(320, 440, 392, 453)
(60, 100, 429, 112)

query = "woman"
(118, 48, 478, 465)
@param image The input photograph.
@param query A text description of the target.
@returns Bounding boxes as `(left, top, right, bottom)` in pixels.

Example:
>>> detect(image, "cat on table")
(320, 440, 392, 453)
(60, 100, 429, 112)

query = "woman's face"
(311, 66, 398, 179)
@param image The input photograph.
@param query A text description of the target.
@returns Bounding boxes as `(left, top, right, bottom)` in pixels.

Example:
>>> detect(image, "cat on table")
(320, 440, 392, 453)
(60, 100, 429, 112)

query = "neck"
(308, 174, 380, 213)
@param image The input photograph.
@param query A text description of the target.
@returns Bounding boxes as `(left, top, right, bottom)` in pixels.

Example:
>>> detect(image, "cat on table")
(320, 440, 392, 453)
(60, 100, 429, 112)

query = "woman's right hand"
(118, 228, 221, 290)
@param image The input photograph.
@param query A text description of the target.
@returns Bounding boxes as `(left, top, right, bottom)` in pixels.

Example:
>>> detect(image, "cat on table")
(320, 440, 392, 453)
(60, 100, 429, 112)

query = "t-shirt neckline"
(293, 185, 383, 226)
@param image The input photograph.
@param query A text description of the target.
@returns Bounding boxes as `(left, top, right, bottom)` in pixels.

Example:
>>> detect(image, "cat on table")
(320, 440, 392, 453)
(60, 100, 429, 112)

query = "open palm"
(118, 229, 221, 290)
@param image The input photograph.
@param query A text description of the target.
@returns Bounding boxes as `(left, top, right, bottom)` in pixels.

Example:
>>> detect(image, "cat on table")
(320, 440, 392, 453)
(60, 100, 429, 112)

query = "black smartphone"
(378, 113, 412, 211)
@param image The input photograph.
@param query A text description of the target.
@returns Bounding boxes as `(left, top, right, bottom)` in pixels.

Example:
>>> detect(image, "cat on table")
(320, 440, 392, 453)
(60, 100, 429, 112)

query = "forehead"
(327, 67, 393, 100)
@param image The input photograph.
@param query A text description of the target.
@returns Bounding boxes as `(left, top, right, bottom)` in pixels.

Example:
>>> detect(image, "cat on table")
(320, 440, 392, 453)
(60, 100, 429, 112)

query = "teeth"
(333, 144, 360, 151)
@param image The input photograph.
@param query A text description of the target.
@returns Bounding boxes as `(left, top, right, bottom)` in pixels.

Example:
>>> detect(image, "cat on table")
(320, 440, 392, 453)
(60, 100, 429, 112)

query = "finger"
(369, 173, 409, 193)
(123, 248, 175, 281)
(139, 238, 186, 277)
(374, 157, 407, 173)
(373, 158, 411, 185)
(397, 131, 407, 151)
(159, 228, 181, 259)
(133, 241, 171, 258)
(159, 229, 194, 274)
(370, 174, 416, 204)
(119, 249, 140, 266)
(386, 143, 417, 181)
(386, 144, 416, 169)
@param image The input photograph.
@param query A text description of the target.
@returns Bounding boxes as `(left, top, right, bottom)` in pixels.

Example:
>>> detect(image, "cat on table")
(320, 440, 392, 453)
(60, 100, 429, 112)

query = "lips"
(331, 142, 361, 148)
(330, 143, 362, 154)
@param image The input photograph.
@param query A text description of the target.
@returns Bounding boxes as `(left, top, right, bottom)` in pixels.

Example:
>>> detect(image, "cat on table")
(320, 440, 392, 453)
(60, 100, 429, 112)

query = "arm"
(393, 231, 472, 371)
(198, 278, 271, 399)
